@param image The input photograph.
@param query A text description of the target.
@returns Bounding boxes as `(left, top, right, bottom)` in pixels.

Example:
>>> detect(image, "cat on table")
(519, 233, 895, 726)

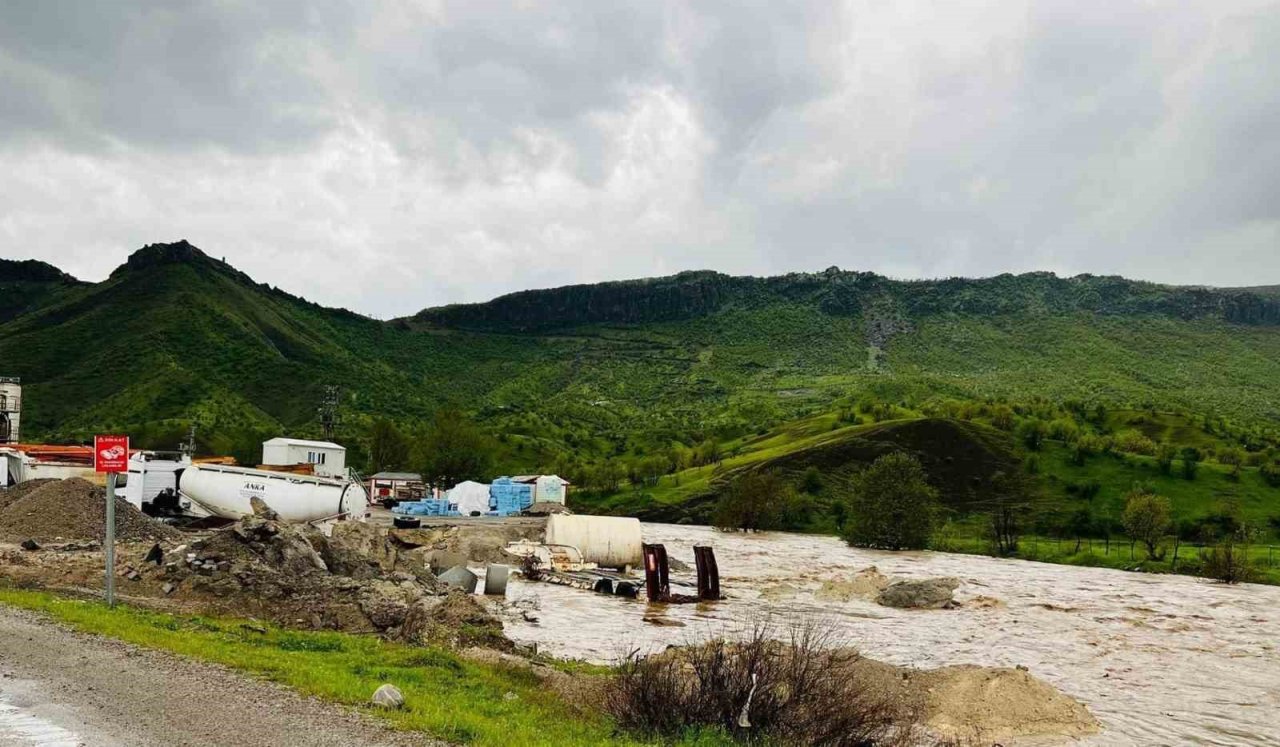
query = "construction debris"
(438, 565, 478, 593)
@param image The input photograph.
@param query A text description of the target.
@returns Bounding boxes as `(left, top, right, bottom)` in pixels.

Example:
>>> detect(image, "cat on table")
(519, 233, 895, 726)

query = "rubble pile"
(0, 478, 180, 543)
(137, 511, 506, 644)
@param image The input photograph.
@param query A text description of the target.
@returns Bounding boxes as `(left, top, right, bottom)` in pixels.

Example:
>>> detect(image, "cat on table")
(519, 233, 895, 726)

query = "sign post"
(94, 435, 128, 608)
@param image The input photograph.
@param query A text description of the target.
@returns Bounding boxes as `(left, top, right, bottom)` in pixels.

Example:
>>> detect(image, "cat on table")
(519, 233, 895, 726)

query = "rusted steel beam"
(693, 545, 721, 600)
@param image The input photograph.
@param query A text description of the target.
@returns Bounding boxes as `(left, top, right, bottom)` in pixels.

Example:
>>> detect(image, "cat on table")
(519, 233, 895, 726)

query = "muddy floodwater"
(502, 523, 1280, 746)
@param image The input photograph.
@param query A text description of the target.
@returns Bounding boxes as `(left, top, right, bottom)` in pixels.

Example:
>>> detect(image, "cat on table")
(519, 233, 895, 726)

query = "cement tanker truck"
(178, 463, 367, 523)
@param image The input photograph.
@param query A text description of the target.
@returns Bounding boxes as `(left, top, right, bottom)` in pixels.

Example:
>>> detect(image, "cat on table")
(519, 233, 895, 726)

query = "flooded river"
(501, 523, 1280, 746)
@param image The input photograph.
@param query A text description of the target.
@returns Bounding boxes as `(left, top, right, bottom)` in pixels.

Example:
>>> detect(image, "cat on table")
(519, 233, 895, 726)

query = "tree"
(1017, 419, 1047, 451)
(1067, 508, 1093, 554)
(841, 453, 939, 550)
(415, 409, 496, 488)
(986, 469, 1037, 556)
(1156, 444, 1177, 476)
(1121, 486, 1172, 560)
(800, 466, 824, 494)
(1261, 461, 1280, 488)
(1113, 429, 1157, 456)
(1180, 447, 1201, 480)
(367, 417, 410, 474)
(712, 471, 786, 532)
(1217, 446, 1245, 480)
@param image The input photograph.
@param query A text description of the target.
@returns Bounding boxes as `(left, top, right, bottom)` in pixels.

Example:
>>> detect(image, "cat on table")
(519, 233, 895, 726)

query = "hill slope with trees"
(3, 241, 1280, 490)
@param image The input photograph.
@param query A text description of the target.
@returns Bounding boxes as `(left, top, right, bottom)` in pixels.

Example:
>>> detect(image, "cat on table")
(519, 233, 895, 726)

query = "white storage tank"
(179, 463, 366, 522)
(544, 514, 643, 570)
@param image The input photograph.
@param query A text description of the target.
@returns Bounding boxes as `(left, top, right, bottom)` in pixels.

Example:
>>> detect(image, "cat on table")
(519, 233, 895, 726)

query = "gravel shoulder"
(0, 604, 440, 747)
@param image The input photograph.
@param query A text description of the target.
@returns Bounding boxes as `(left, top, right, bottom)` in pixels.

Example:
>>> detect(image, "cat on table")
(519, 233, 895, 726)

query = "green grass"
(1032, 441, 1280, 538)
(0, 588, 722, 747)
(936, 531, 1280, 585)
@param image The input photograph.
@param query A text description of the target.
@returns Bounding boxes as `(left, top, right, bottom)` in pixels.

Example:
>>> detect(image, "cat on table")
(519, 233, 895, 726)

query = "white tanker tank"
(544, 514, 643, 570)
(178, 464, 366, 523)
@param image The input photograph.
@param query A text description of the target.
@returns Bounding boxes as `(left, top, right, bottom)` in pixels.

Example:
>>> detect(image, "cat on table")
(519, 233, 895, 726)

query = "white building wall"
(261, 439, 346, 478)
(0, 378, 20, 445)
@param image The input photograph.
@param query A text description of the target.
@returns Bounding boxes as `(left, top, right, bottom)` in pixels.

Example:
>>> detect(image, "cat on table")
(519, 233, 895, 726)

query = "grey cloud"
(0, 0, 1278, 318)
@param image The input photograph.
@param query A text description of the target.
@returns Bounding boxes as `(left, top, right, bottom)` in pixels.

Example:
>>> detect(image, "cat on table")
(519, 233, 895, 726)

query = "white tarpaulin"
(449, 480, 491, 516)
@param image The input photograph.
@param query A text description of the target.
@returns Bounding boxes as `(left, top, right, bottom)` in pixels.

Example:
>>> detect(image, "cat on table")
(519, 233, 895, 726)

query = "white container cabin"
(261, 437, 347, 478)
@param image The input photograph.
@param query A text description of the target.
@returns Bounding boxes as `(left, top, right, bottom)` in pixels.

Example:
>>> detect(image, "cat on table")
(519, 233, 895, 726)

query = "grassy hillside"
(3, 241, 1280, 484)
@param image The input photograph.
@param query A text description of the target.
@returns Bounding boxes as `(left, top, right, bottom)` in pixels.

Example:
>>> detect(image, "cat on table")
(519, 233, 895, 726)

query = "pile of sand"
(843, 656, 1101, 743)
(0, 478, 180, 543)
(815, 566, 890, 602)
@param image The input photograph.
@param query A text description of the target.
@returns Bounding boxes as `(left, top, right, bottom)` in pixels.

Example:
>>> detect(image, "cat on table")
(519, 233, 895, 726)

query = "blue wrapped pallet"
(489, 477, 533, 516)
(394, 499, 455, 517)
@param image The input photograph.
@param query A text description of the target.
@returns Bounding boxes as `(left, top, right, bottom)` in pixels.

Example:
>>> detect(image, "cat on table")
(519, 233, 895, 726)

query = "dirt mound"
(0, 478, 180, 543)
(816, 566, 890, 602)
(876, 578, 960, 609)
(525, 501, 571, 516)
(401, 592, 509, 650)
(917, 665, 1101, 741)
(0, 479, 59, 511)
(837, 656, 1100, 743)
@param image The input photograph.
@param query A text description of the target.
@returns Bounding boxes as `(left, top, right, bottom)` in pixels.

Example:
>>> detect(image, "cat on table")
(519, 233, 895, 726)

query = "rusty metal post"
(642, 543, 670, 602)
(693, 545, 720, 601)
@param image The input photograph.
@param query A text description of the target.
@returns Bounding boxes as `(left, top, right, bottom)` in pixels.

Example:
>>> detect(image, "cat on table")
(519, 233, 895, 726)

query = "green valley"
(3, 241, 1280, 568)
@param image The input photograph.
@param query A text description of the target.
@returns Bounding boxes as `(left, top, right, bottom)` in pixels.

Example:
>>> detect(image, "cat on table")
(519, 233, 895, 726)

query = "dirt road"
(0, 605, 436, 747)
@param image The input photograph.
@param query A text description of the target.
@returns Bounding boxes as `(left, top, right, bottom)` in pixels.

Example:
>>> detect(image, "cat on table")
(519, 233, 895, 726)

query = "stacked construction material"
(489, 477, 533, 516)
(393, 498, 455, 517)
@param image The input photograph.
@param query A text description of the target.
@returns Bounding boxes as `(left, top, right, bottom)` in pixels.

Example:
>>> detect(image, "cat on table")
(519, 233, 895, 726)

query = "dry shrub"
(606, 618, 916, 746)
(1201, 539, 1257, 584)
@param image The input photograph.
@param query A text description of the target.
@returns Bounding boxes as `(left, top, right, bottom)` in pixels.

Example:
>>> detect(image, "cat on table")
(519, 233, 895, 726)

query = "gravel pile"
(0, 479, 58, 512)
(0, 478, 181, 543)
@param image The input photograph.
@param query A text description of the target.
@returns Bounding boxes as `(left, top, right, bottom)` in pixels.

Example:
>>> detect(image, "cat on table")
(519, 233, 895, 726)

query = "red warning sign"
(94, 435, 129, 473)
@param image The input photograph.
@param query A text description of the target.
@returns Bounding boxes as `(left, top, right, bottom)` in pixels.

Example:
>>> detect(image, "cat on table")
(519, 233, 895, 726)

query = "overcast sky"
(1, 1, 1278, 318)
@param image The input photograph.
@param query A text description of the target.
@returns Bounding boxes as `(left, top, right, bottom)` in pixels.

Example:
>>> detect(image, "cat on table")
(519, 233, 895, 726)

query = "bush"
(1260, 462, 1280, 488)
(1180, 447, 1202, 481)
(713, 471, 787, 532)
(605, 619, 915, 746)
(841, 453, 939, 550)
(1113, 429, 1157, 456)
(1201, 537, 1257, 584)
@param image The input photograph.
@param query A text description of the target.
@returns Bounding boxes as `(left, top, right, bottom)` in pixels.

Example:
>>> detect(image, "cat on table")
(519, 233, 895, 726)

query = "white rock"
(371, 683, 405, 709)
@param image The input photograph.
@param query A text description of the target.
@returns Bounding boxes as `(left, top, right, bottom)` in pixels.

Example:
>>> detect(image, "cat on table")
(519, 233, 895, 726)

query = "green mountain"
(3, 241, 1280, 470)
(0, 258, 85, 324)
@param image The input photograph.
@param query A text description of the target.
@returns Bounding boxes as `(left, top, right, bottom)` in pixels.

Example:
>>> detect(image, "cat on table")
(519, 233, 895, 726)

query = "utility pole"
(181, 422, 197, 458)
(319, 385, 340, 441)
